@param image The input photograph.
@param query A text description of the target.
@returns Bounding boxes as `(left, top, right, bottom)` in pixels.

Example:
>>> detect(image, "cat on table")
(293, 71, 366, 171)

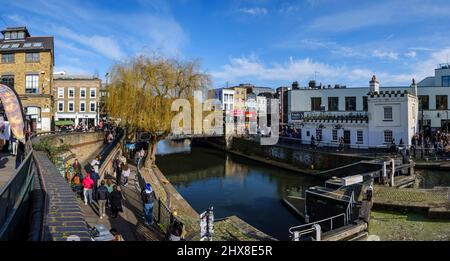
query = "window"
(316, 128, 322, 141)
(345, 97, 356, 111)
(80, 88, 86, 98)
(68, 101, 74, 112)
(383, 107, 393, 121)
(363, 96, 368, 111)
(68, 88, 75, 98)
(384, 130, 393, 143)
(357, 130, 363, 143)
(23, 43, 32, 48)
(57, 88, 64, 98)
(25, 52, 40, 62)
(442, 76, 450, 87)
(57, 101, 64, 112)
(80, 101, 86, 112)
(10, 32, 17, 40)
(1, 75, 14, 89)
(90, 88, 96, 98)
(1, 53, 14, 63)
(311, 97, 322, 111)
(436, 95, 448, 110)
(4, 32, 10, 40)
(18, 31, 24, 39)
(328, 97, 339, 111)
(25, 74, 39, 94)
(90, 101, 96, 112)
(419, 95, 429, 110)
(332, 129, 338, 141)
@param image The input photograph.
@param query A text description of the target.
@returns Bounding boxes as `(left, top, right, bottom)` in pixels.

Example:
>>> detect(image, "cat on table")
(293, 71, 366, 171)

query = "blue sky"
(2, 0, 450, 88)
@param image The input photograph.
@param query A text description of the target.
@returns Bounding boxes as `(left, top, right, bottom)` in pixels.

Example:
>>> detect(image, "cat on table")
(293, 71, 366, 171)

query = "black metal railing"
(0, 152, 35, 240)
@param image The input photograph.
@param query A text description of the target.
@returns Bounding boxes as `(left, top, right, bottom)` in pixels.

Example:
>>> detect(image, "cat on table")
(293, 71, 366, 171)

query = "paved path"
(79, 164, 164, 241)
(0, 152, 17, 189)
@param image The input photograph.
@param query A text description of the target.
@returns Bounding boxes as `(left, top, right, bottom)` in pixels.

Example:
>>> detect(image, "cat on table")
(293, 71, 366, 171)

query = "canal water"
(156, 140, 323, 240)
(155, 140, 450, 240)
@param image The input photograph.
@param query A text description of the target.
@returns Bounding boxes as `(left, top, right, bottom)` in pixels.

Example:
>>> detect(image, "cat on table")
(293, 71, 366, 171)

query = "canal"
(156, 140, 323, 240)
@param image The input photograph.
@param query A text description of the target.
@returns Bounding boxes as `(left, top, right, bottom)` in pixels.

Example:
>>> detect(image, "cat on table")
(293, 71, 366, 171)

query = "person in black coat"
(110, 185, 123, 218)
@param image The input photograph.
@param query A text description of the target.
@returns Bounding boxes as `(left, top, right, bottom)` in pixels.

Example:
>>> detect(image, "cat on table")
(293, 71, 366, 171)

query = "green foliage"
(32, 137, 72, 163)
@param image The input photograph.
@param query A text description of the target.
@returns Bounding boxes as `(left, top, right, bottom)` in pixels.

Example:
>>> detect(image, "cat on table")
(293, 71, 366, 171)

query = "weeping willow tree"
(106, 55, 211, 167)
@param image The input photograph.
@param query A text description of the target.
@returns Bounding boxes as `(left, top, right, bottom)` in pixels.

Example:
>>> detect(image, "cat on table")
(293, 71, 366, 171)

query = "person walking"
(90, 164, 100, 201)
(141, 183, 156, 225)
(82, 173, 94, 205)
(73, 159, 82, 176)
(122, 163, 130, 186)
(114, 156, 123, 186)
(97, 180, 109, 219)
(91, 155, 101, 176)
(110, 185, 123, 218)
(105, 178, 114, 208)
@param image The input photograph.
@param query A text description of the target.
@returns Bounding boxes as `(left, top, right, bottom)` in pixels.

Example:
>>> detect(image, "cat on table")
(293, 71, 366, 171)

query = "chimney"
(369, 75, 380, 93)
(410, 78, 417, 96)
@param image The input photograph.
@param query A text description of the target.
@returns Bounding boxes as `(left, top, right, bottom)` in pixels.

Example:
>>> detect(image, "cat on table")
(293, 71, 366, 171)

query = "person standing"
(110, 185, 123, 218)
(105, 178, 114, 208)
(10, 135, 18, 156)
(141, 183, 155, 225)
(82, 173, 94, 205)
(168, 211, 186, 241)
(97, 180, 109, 219)
(122, 163, 130, 186)
(91, 155, 101, 176)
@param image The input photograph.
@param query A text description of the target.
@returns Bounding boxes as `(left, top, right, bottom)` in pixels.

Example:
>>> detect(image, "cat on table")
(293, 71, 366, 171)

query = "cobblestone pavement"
(80, 164, 164, 241)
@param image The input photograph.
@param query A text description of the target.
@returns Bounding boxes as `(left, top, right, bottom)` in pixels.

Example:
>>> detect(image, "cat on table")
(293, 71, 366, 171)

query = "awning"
(55, 120, 74, 126)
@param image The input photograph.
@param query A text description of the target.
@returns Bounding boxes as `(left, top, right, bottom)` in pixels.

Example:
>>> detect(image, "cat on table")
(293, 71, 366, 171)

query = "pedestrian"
(114, 156, 123, 186)
(110, 228, 124, 241)
(73, 159, 82, 176)
(167, 211, 186, 241)
(82, 173, 94, 205)
(97, 180, 109, 219)
(91, 155, 101, 177)
(141, 183, 156, 225)
(105, 178, 114, 208)
(90, 164, 100, 201)
(10, 135, 18, 156)
(110, 185, 123, 218)
(122, 163, 130, 186)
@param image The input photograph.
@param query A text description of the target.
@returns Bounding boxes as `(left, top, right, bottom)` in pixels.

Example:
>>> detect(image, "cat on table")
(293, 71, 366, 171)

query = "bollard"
(312, 224, 321, 241)
(390, 158, 395, 187)
(382, 161, 387, 184)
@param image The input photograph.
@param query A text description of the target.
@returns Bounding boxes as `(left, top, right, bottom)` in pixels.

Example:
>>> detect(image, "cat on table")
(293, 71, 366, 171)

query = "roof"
(54, 74, 100, 80)
(1, 26, 30, 37)
(0, 36, 54, 53)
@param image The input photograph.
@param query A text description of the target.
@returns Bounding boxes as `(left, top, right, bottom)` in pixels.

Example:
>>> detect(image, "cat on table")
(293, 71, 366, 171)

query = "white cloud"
(52, 26, 124, 60)
(54, 65, 92, 75)
(404, 51, 417, 58)
(239, 7, 268, 16)
(212, 55, 416, 86)
(372, 50, 399, 60)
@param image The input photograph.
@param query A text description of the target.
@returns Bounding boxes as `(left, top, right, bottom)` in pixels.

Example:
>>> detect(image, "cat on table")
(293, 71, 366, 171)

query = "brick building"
(53, 73, 101, 128)
(0, 26, 54, 132)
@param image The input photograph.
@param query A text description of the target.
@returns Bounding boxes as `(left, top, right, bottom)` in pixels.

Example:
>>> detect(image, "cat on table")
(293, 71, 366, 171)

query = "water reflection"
(416, 169, 450, 188)
(156, 140, 322, 240)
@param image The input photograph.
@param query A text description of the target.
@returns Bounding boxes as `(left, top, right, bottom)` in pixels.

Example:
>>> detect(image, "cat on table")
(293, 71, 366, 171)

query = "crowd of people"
(63, 146, 186, 241)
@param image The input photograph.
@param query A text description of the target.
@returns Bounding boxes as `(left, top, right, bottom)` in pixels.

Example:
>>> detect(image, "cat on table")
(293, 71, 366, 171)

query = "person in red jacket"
(82, 173, 94, 205)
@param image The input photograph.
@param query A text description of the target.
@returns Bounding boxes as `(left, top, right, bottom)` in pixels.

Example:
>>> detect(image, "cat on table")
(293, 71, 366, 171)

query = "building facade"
(288, 75, 421, 147)
(54, 73, 101, 127)
(0, 26, 54, 132)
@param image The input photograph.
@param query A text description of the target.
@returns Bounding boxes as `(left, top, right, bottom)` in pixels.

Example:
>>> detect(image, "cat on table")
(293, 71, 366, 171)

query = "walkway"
(0, 152, 16, 189)
(79, 163, 164, 241)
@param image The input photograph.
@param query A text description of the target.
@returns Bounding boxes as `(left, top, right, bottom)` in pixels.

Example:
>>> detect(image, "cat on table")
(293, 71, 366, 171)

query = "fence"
(0, 152, 36, 240)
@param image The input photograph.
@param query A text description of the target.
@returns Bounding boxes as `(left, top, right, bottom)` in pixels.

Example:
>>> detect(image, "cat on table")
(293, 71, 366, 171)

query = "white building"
(288, 73, 423, 148)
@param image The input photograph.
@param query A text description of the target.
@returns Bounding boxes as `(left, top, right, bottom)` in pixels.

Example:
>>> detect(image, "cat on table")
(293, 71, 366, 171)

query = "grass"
(368, 210, 450, 241)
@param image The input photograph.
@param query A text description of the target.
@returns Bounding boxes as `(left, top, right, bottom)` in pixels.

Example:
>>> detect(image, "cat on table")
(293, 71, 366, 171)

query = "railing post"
(158, 198, 161, 223)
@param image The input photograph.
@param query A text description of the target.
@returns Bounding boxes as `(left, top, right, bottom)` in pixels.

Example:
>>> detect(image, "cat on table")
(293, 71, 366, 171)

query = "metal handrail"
(289, 213, 345, 234)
